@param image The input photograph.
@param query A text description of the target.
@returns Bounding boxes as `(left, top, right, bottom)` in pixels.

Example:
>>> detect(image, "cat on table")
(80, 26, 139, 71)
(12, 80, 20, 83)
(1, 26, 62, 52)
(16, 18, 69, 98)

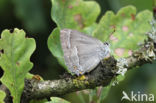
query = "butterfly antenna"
(104, 26, 116, 44)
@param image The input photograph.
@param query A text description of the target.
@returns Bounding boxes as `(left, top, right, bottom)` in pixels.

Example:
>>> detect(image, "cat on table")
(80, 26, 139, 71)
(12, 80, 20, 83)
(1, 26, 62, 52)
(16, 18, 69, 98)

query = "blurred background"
(0, 0, 155, 103)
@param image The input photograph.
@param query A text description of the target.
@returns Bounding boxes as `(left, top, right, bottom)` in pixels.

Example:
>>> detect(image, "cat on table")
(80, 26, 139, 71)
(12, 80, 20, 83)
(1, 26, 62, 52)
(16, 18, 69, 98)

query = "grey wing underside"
(60, 29, 103, 75)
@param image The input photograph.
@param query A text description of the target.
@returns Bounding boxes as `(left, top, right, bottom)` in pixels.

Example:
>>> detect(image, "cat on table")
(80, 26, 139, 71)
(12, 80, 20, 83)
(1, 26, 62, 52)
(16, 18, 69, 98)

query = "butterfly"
(60, 29, 110, 75)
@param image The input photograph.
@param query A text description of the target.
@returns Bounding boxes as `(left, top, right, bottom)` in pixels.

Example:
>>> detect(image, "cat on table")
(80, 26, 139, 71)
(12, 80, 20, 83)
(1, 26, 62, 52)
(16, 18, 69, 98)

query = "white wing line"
(74, 46, 83, 71)
(66, 29, 71, 48)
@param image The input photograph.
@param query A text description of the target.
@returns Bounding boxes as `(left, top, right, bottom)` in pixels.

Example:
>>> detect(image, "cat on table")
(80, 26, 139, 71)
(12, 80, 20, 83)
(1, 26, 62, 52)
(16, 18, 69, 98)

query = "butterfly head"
(98, 42, 111, 60)
(103, 42, 110, 46)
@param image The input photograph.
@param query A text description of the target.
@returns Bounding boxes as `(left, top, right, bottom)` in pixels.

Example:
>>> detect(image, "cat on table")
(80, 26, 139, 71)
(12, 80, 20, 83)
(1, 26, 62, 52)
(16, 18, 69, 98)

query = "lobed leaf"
(51, 0, 100, 30)
(93, 5, 153, 58)
(0, 28, 36, 103)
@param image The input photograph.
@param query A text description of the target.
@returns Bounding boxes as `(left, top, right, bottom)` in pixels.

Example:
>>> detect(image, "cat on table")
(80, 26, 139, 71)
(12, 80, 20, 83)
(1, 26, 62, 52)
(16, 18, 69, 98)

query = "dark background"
(0, 0, 155, 103)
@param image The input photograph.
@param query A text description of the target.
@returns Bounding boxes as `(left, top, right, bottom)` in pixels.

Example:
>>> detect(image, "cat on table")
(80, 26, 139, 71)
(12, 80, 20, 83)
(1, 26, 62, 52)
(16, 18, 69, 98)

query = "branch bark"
(21, 56, 117, 102)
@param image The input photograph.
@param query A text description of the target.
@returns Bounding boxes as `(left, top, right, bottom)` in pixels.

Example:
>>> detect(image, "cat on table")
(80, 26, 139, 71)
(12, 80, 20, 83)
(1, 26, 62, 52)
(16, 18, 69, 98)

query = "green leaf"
(88, 89, 98, 103)
(47, 28, 68, 70)
(25, 73, 34, 79)
(0, 28, 36, 103)
(51, 0, 100, 30)
(99, 86, 111, 102)
(82, 23, 97, 36)
(0, 90, 6, 103)
(88, 86, 111, 103)
(45, 97, 70, 103)
(93, 5, 153, 58)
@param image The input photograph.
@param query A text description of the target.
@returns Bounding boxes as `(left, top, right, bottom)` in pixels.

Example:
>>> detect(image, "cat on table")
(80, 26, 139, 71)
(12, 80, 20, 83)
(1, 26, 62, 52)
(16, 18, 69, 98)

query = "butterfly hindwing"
(60, 29, 104, 75)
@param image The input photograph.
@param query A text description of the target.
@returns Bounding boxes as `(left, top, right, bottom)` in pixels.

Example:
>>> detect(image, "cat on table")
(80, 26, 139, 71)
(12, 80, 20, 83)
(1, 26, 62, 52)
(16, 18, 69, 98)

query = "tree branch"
(21, 56, 116, 102)
(21, 32, 156, 102)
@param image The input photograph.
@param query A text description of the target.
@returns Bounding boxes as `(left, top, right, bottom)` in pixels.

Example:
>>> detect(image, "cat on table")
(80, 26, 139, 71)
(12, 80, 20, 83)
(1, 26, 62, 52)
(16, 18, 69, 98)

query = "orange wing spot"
(32, 75, 41, 81)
